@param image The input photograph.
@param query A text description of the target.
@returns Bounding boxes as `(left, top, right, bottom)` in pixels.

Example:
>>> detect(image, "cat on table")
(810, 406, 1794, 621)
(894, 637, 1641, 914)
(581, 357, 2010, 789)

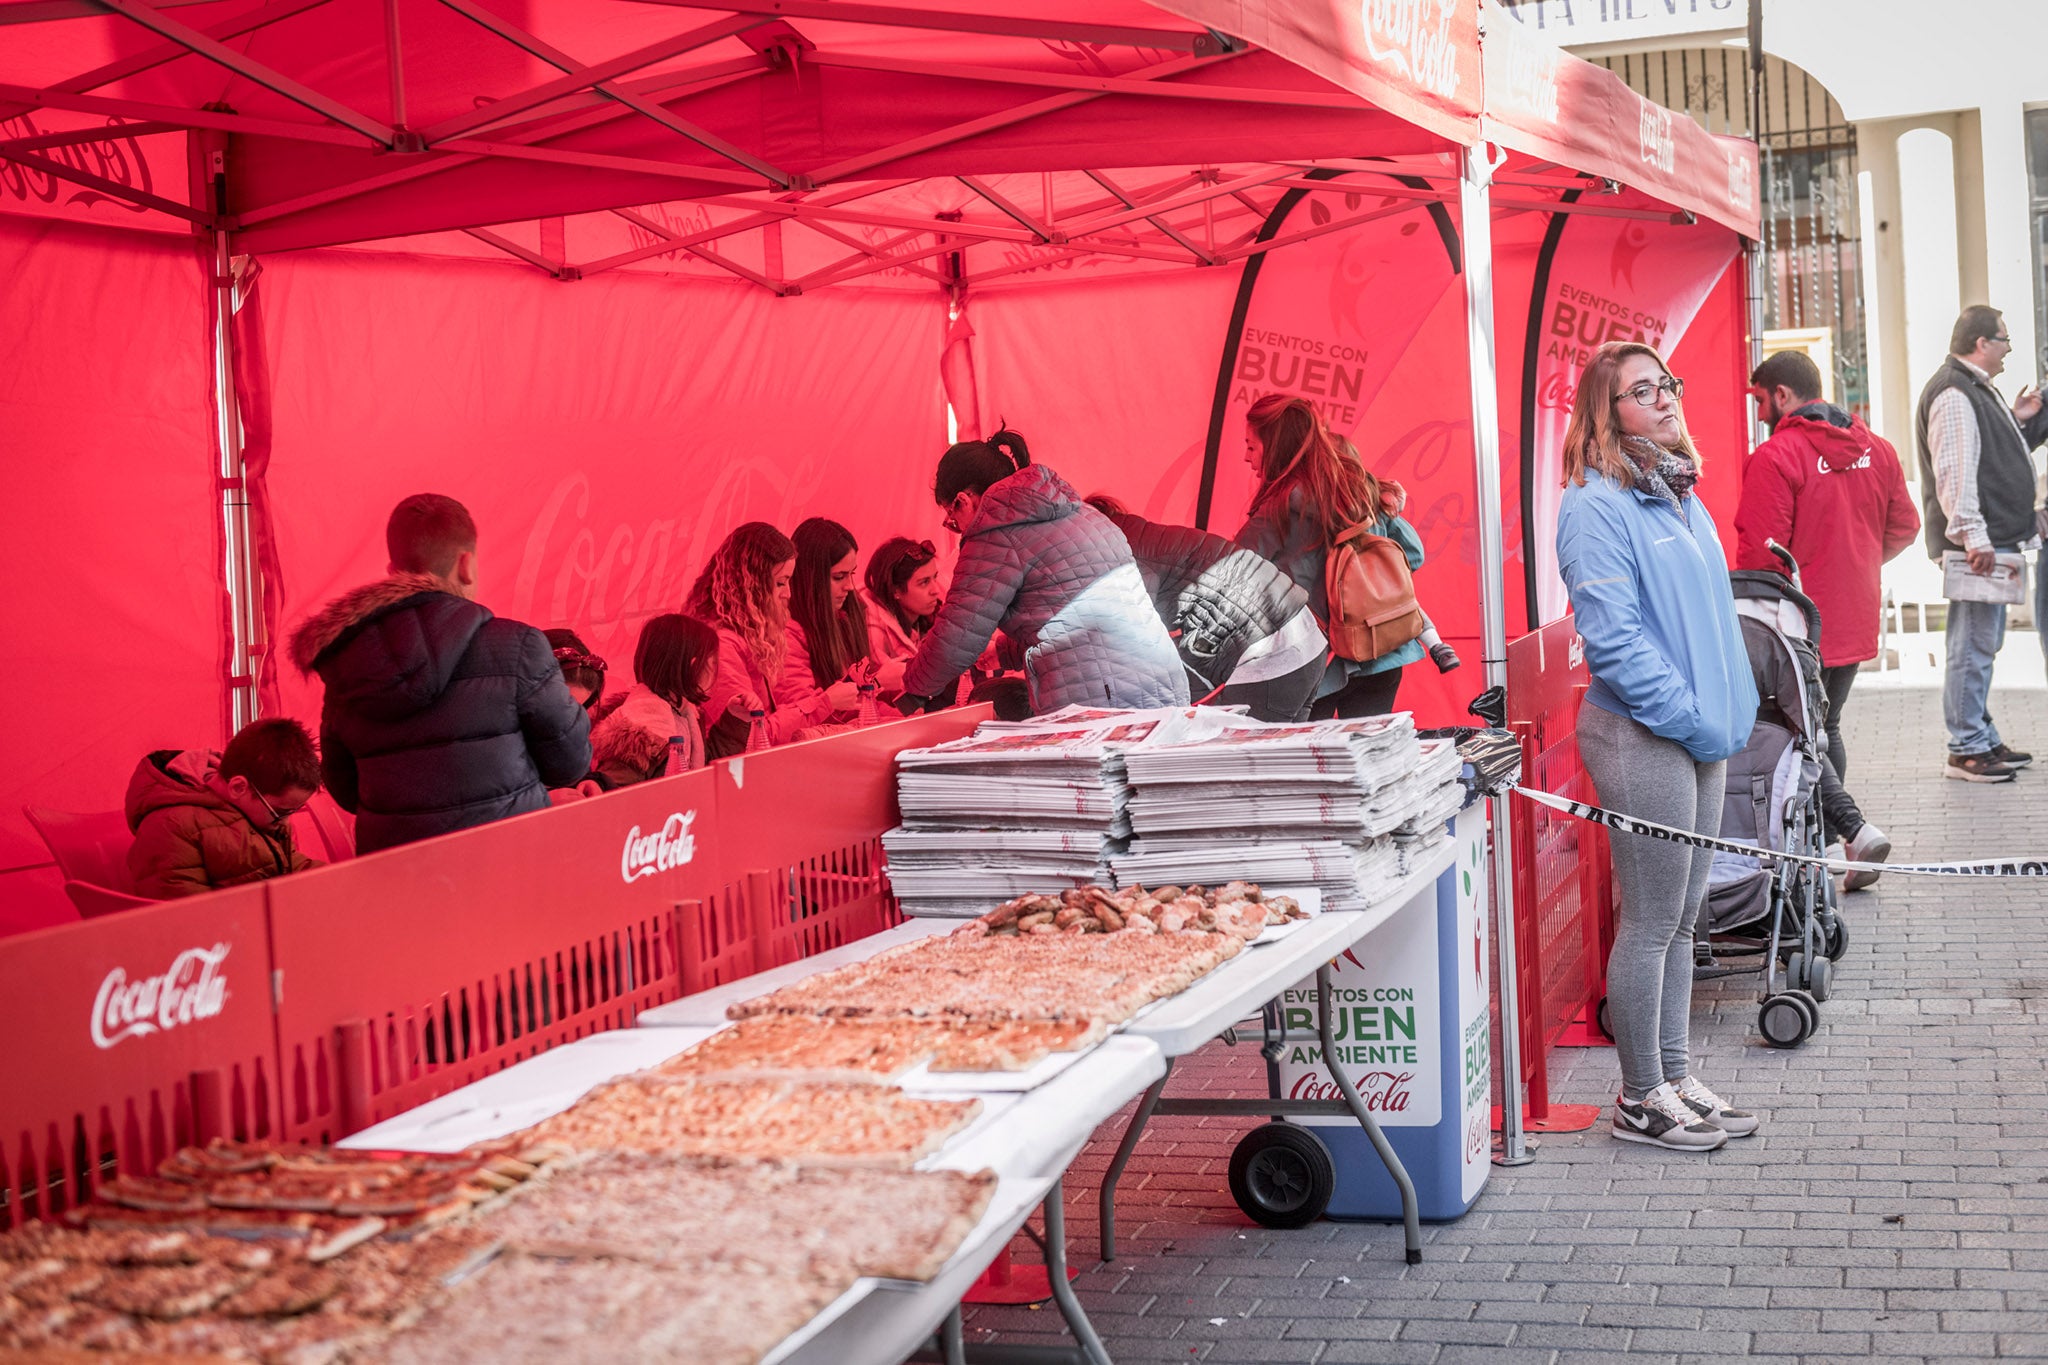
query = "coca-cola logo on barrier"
(1287, 1069, 1417, 1112)
(621, 811, 697, 883)
(91, 945, 231, 1050)
(0, 115, 156, 215)
(1360, 0, 1464, 102)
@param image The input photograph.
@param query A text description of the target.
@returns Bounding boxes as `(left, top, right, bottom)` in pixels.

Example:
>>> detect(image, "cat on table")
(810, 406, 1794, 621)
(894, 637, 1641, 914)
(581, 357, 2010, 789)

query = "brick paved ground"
(965, 660, 2048, 1364)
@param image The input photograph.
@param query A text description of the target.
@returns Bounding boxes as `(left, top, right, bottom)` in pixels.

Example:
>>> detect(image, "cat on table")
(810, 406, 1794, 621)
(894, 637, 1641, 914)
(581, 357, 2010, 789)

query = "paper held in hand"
(1942, 551, 2026, 605)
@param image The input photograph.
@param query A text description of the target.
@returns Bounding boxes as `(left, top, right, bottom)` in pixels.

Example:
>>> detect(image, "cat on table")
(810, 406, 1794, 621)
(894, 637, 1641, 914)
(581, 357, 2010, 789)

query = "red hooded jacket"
(1735, 404, 1920, 667)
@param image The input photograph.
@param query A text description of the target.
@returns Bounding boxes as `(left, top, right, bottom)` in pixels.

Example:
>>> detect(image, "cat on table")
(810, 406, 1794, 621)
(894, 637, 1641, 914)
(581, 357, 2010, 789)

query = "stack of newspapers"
(1113, 715, 1447, 910)
(1390, 737, 1468, 873)
(882, 708, 1196, 917)
(883, 707, 1464, 916)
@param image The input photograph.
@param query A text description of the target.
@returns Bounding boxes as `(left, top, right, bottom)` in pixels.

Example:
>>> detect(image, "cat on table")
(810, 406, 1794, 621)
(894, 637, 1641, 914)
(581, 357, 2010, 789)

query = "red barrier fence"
(0, 709, 985, 1218)
(0, 885, 275, 1228)
(1504, 618, 1616, 1122)
(266, 765, 722, 1143)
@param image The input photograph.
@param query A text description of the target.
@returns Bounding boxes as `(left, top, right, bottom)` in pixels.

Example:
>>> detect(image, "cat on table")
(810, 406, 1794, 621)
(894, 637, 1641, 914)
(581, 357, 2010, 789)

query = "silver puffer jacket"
(901, 465, 1188, 713)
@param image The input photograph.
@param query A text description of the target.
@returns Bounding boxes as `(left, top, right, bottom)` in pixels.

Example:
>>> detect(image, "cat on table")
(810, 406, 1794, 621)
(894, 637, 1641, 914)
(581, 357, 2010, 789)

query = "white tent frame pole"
(199, 140, 261, 733)
(1459, 141, 1534, 1167)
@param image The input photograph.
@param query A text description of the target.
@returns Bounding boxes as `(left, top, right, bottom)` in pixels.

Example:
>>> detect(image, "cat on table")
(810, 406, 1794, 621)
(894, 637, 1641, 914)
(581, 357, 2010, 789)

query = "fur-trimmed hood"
(289, 573, 493, 723)
(290, 573, 448, 672)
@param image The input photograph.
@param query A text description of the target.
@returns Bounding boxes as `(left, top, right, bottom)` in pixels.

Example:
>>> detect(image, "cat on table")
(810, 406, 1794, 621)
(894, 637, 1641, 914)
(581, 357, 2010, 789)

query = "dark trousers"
(1820, 664, 1858, 779)
(1310, 665, 1403, 719)
(1818, 664, 1863, 843)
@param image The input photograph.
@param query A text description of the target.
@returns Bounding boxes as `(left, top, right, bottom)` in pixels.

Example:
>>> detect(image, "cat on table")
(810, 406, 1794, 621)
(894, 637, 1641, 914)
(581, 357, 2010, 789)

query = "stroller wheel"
(1758, 995, 1811, 1049)
(1786, 951, 1810, 994)
(1595, 995, 1614, 1042)
(1805, 956, 1834, 1003)
(1229, 1123, 1335, 1229)
(1784, 989, 1821, 1028)
(1824, 915, 1848, 961)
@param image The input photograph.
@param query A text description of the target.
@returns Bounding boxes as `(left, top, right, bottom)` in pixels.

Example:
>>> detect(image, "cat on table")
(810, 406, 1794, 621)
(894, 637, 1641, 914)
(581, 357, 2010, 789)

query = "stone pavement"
(964, 661, 2048, 1364)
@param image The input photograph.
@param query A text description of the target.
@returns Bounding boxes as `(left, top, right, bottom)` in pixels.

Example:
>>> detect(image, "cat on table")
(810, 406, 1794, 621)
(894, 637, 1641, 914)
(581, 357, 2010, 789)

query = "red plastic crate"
(1504, 618, 1615, 1120)
(0, 884, 276, 1227)
(678, 711, 988, 989)
(266, 769, 723, 1143)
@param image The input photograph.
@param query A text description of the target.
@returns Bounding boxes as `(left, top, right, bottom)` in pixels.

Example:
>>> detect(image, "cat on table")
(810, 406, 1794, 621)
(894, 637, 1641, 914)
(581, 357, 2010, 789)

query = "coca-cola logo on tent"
(1492, 26, 1561, 126)
(1728, 145, 1755, 215)
(1638, 102, 1677, 175)
(0, 115, 155, 215)
(1360, 0, 1465, 100)
(91, 945, 231, 1049)
(621, 812, 697, 883)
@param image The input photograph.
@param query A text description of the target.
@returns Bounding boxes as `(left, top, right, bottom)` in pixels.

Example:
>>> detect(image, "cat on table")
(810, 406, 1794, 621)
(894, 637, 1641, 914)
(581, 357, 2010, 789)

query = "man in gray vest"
(1916, 305, 2048, 782)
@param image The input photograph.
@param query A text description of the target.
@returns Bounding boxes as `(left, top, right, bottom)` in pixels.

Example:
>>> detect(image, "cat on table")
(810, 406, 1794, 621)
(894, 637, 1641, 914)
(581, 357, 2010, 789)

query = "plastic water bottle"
(745, 708, 771, 753)
(857, 681, 879, 728)
(665, 734, 690, 777)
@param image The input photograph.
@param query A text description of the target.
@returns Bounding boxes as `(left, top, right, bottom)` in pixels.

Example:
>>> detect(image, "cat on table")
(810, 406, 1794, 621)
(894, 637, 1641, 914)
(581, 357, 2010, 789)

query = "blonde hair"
(1560, 341, 1700, 489)
(685, 522, 794, 678)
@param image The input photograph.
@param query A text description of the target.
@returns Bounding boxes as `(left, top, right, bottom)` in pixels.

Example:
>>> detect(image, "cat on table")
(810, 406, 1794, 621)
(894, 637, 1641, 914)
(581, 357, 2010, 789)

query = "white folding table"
(1100, 841, 1459, 1265)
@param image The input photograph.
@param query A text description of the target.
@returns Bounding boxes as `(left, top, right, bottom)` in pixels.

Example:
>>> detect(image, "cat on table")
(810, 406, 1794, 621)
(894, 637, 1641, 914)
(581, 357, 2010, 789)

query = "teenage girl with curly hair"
(686, 521, 838, 757)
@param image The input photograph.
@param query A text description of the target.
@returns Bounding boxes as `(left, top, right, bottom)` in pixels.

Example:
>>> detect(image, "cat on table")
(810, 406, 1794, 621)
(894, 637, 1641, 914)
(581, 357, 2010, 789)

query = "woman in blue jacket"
(1556, 341, 1760, 1153)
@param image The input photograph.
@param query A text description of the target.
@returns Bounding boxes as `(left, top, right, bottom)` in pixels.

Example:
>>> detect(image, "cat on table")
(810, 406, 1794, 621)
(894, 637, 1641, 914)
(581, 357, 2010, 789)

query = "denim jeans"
(1944, 597, 2008, 755)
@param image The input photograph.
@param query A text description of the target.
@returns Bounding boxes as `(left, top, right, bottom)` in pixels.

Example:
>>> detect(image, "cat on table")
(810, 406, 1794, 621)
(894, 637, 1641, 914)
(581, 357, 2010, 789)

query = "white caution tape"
(1514, 785, 2048, 878)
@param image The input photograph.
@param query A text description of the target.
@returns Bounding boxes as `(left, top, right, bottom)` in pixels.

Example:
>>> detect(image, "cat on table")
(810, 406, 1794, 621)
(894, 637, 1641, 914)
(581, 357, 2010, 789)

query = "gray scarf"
(1621, 435, 1699, 510)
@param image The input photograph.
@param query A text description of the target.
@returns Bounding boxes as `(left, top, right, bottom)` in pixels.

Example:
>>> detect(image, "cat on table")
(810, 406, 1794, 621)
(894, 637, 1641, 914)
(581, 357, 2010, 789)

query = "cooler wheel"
(1228, 1122, 1335, 1230)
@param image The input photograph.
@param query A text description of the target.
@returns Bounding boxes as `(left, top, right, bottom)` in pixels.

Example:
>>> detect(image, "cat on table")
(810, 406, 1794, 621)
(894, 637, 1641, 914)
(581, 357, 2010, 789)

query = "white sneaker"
(1844, 822, 1890, 892)
(1613, 1082, 1728, 1150)
(1671, 1075, 1760, 1137)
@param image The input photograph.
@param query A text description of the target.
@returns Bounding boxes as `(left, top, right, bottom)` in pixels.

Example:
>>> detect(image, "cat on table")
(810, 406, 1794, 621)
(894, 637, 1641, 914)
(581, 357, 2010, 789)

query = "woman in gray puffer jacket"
(898, 431, 1188, 715)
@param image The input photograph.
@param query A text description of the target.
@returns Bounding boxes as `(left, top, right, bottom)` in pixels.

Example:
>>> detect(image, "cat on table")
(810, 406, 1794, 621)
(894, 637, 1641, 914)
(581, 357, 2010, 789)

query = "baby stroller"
(1698, 543, 1847, 1050)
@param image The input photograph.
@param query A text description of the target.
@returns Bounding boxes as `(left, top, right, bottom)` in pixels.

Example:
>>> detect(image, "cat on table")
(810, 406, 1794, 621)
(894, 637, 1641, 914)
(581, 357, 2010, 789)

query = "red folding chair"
(23, 806, 136, 892)
(292, 791, 356, 864)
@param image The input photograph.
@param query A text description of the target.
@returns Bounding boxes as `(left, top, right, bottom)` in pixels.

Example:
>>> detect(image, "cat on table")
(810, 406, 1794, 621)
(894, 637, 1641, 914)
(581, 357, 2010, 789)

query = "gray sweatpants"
(1576, 702, 1728, 1100)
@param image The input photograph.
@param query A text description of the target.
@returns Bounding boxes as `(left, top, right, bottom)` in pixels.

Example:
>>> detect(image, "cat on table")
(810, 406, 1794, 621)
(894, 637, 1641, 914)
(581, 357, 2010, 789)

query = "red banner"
(1198, 172, 1484, 726)
(1522, 209, 1743, 621)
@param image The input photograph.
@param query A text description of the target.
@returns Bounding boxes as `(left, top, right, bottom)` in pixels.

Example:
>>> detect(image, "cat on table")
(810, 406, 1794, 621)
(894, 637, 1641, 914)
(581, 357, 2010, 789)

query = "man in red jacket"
(1737, 351, 1920, 888)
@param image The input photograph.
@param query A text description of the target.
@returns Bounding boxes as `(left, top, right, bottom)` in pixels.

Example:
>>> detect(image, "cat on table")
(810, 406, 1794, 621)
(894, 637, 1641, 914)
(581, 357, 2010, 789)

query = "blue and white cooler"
(1273, 802, 1492, 1220)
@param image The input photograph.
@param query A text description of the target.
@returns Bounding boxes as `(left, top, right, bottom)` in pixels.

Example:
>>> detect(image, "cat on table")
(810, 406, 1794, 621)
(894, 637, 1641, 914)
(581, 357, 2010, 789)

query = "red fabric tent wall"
(971, 184, 1747, 726)
(0, 2, 1763, 936)
(253, 249, 950, 728)
(0, 216, 221, 930)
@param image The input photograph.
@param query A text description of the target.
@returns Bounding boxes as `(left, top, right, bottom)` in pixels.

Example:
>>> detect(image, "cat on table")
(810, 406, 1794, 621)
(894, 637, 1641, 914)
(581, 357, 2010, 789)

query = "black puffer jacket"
(900, 465, 1188, 712)
(290, 574, 592, 854)
(1105, 510, 1312, 693)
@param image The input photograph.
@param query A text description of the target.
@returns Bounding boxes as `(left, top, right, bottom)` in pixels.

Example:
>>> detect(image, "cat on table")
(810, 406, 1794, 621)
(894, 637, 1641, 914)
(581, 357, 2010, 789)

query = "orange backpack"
(1324, 522, 1426, 662)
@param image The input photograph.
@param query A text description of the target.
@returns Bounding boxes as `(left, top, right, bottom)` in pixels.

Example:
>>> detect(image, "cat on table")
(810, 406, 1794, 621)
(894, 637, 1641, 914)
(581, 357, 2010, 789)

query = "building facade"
(1498, 0, 2048, 460)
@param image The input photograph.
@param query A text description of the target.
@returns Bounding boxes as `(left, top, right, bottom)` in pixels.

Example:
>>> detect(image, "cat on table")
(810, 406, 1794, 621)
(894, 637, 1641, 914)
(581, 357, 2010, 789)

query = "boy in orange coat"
(126, 718, 324, 899)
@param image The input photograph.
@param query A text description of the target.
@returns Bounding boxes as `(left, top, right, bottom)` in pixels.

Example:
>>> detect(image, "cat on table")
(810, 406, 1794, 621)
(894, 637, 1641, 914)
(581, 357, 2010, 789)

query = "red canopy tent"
(0, 0, 1758, 1008)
